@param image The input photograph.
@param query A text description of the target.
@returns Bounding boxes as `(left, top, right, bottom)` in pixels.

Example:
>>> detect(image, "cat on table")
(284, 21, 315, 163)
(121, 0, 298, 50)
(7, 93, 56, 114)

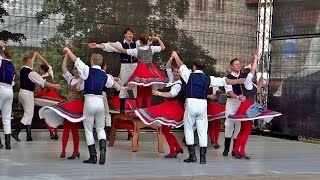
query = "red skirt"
(124, 63, 168, 87)
(108, 95, 137, 114)
(35, 88, 65, 106)
(207, 102, 226, 121)
(39, 99, 84, 128)
(228, 100, 282, 122)
(135, 100, 184, 127)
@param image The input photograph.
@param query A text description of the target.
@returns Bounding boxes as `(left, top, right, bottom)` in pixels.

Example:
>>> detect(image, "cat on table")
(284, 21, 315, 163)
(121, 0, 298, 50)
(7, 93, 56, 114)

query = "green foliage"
(36, 0, 217, 76)
(0, 0, 26, 42)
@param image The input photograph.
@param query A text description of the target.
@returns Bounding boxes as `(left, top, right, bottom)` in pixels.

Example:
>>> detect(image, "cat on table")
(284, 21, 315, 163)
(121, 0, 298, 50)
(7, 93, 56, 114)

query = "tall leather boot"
(231, 139, 237, 156)
(183, 145, 197, 163)
(223, 137, 231, 156)
(11, 122, 24, 142)
(120, 98, 126, 114)
(200, 147, 207, 164)
(0, 135, 3, 148)
(83, 144, 97, 164)
(26, 125, 33, 141)
(105, 126, 111, 141)
(99, 139, 107, 165)
(5, 134, 11, 149)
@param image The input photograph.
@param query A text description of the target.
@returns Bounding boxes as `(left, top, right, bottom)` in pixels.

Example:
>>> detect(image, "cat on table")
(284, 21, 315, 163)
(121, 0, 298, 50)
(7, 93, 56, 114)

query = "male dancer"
(223, 58, 247, 156)
(63, 47, 117, 165)
(172, 51, 245, 164)
(88, 27, 138, 114)
(0, 40, 15, 149)
(12, 52, 61, 142)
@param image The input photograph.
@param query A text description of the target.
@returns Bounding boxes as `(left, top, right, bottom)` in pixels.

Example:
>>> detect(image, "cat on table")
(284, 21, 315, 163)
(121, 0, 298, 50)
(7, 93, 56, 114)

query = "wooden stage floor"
(0, 131, 319, 180)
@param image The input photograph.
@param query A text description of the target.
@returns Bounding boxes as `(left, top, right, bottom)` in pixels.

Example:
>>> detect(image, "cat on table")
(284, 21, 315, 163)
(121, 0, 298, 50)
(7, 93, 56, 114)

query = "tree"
(0, 0, 26, 42)
(36, 0, 217, 75)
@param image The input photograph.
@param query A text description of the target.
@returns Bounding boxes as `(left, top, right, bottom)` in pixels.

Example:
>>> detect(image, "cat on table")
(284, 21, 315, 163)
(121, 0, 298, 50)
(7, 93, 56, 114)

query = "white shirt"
(165, 68, 181, 97)
(244, 73, 254, 90)
(74, 58, 114, 89)
(225, 72, 254, 94)
(102, 39, 140, 53)
(62, 71, 84, 91)
(41, 65, 54, 80)
(22, 66, 46, 88)
(126, 45, 162, 57)
(179, 64, 226, 87)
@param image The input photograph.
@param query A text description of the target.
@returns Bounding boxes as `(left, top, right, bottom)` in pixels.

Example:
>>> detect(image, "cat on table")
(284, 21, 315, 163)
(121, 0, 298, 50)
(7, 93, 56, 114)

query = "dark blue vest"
(159, 81, 186, 104)
(119, 41, 137, 64)
(226, 73, 242, 97)
(84, 68, 108, 95)
(0, 59, 16, 85)
(20, 67, 36, 91)
(186, 73, 210, 99)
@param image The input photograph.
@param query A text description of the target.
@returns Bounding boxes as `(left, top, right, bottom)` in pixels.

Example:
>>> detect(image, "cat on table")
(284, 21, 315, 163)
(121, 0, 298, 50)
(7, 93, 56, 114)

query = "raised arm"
(63, 47, 77, 63)
(30, 51, 38, 65)
(154, 36, 165, 50)
(165, 57, 174, 81)
(62, 53, 68, 74)
(0, 40, 5, 52)
(250, 50, 259, 74)
(171, 51, 183, 68)
(37, 53, 49, 66)
(166, 57, 173, 69)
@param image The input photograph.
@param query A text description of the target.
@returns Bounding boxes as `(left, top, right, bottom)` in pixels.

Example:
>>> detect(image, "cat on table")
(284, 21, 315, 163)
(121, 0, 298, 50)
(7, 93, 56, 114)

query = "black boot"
(223, 137, 231, 156)
(183, 145, 197, 163)
(26, 125, 33, 141)
(83, 145, 97, 164)
(105, 126, 111, 141)
(99, 139, 107, 165)
(120, 98, 126, 114)
(231, 139, 237, 156)
(200, 147, 207, 164)
(11, 122, 23, 142)
(0, 136, 3, 148)
(5, 134, 11, 150)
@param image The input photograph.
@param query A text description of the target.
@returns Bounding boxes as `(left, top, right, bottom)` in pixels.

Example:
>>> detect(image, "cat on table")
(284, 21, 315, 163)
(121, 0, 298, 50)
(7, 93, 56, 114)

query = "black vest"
(159, 82, 186, 105)
(226, 73, 242, 97)
(20, 67, 36, 91)
(119, 41, 138, 63)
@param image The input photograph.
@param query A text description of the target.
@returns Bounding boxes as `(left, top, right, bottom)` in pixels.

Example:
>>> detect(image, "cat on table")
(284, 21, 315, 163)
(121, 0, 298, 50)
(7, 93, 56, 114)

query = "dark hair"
(230, 58, 240, 65)
(139, 34, 149, 45)
(239, 68, 250, 78)
(193, 58, 205, 70)
(3, 49, 13, 59)
(123, 27, 134, 35)
(22, 56, 32, 64)
(40, 64, 49, 72)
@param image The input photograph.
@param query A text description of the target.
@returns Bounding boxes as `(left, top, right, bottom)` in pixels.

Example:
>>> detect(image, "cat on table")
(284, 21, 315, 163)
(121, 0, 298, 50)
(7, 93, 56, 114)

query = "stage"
(0, 131, 319, 180)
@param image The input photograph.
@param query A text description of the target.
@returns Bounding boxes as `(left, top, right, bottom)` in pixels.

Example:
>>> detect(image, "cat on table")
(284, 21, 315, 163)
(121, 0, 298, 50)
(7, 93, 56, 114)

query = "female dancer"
(230, 51, 281, 159)
(111, 34, 168, 108)
(39, 53, 84, 159)
(135, 54, 184, 158)
(35, 52, 62, 140)
(207, 87, 226, 149)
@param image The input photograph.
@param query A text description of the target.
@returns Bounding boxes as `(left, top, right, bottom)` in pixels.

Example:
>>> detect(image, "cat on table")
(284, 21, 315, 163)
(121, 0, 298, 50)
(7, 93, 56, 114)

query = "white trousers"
(119, 63, 138, 99)
(19, 89, 34, 126)
(102, 91, 111, 127)
(224, 98, 241, 138)
(83, 96, 106, 146)
(0, 85, 13, 134)
(184, 98, 208, 147)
